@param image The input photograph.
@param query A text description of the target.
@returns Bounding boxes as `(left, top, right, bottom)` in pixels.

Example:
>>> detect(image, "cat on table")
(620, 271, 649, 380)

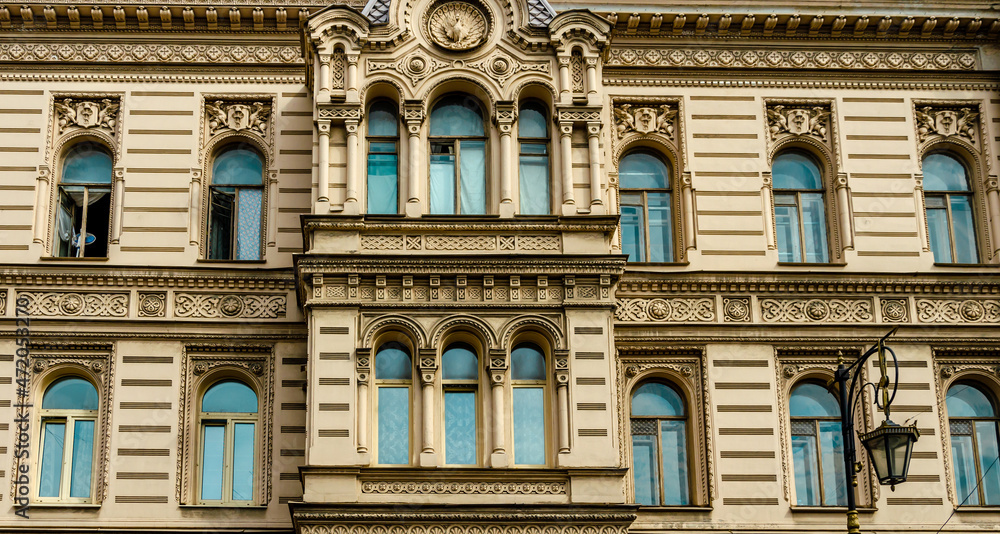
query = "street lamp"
(833, 327, 920, 534)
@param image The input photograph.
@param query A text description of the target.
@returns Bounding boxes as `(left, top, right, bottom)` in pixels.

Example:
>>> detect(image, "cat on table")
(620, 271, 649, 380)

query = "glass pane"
(620, 152, 669, 189)
(43, 377, 99, 410)
(202, 380, 258, 413)
(819, 421, 847, 506)
(459, 140, 486, 215)
(368, 101, 398, 136)
(444, 391, 476, 465)
(792, 433, 821, 505)
(442, 343, 478, 380)
(976, 421, 1000, 504)
(947, 384, 995, 417)
(923, 153, 971, 191)
(647, 192, 673, 263)
(430, 96, 484, 136)
(235, 188, 263, 260)
(232, 423, 255, 501)
(660, 420, 689, 505)
(518, 103, 548, 138)
(212, 147, 264, 185)
(775, 204, 801, 263)
(790, 383, 840, 417)
(368, 151, 398, 215)
(378, 387, 410, 464)
(513, 387, 545, 465)
(926, 205, 953, 263)
(39, 422, 66, 498)
(801, 193, 829, 263)
(430, 147, 456, 214)
(69, 419, 95, 498)
(519, 154, 550, 215)
(376, 342, 412, 380)
(511, 343, 546, 380)
(620, 197, 645, 262)
(208, 188, 235, 260)
(632, 382, 684, 417)
(521, 143, 548, 154)
(201, 425, 225, 500)
(951, 196, 979, 264)
(632, 434, 659, 506)
(61, 143, 112, 184)
(952, 434, 980, 505)
(773, 152, 822, 190)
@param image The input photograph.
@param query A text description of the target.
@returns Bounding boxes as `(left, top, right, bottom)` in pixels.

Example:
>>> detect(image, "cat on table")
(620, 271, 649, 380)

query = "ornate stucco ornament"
(53, 97, 120, 135)
(205, 100, 270, 137)
(766, 104, 831, 142)
(427, 1, 489, 51)
(612, 103, 677, 139)
(914, 105, 978, 144)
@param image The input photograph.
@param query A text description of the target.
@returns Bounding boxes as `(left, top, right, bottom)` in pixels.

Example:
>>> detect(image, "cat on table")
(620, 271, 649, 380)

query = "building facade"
(0, 0, 999, 533)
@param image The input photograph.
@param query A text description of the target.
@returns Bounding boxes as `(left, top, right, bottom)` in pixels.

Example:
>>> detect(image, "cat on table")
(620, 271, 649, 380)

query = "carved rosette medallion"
(880, 298, 909, 322)
(205, 100, 270, 137)
(913, 103, 981, 146)
(426, 1, 490, 51)
(138, 293, 166, 318)
(723, 297, 751, 322)
(54, 97, 120, 136)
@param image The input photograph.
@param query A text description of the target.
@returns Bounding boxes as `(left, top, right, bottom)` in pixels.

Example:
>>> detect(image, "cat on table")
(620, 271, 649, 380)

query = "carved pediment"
(914, 102, 981, 146)
(53, 97, 120, 136)
(766, 102, 832, 143)
(204, 99, 270, 138)
(611, 99, 679, 144)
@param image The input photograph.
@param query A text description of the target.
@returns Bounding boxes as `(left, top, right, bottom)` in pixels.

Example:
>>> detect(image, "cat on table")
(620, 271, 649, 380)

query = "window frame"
(629, 379, 691, 506)
(772, 149, 831, 264)
(516, 100, 551, 215)
(509, 341, 549, 467)
(196, 379, 260, 506)
(787, 380, 847, 507)
(439, 341, 482, 467)
(366, 99, 401, 215)
(53, 140, 115, 259)
(205, 143, 267, 261)
(373, 341, 414, 466)
(618, 149, 677, 263)
(921, 150, 982, 265)
(34, 376, 100, 504)
(428, 94, 489, 215)
(945, 380, 1000, 506)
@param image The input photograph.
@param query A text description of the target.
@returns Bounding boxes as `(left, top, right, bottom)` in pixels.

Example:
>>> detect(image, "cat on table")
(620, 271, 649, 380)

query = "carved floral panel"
(17, 291, 129, 317)
(760, 297, 873, 323)
(615, 297, 716, 322)
(916, 299, 1000, 323)
(174, 293, 287, 318)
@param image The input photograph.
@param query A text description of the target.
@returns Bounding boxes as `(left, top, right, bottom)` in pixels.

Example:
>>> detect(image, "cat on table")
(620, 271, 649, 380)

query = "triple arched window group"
(35, 373, 261, 505)
(365, 96, 551, 216)
(628, 375, 1000, 508)
(372, 340, 549, 466)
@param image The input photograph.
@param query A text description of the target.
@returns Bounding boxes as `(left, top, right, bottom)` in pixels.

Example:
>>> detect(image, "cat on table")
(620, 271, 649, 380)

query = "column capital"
(345, 119, 359, 134)
(316, 119, 332, 134)
(986, 175, 999, 193)
(558, 121, 573, 137)
(835, 172, 849, 190)
(586, 121, 601, 137)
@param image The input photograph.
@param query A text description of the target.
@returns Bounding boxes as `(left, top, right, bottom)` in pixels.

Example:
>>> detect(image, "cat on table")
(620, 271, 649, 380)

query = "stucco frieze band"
(605, 47, 977, 71)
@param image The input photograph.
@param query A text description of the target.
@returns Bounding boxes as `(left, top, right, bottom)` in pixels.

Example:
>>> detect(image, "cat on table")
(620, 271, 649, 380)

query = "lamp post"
(833, 327, 920, 534)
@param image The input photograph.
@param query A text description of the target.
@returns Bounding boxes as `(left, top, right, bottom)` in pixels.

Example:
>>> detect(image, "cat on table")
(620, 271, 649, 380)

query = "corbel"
(355, 347, 372, 384)
(67, 6, 80, 29)
(489, 349, 507, 386)
(91, 6, 103, 28)
(206, 7, 217, 31)
(136, 6, 148, 29)
(418, 348, 438, 384)
(229, 7, 241, 31)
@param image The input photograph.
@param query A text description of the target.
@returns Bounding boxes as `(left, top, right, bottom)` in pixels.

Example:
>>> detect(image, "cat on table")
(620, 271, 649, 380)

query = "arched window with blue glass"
(923, 153, 979, 264)
(442, 342, 480, 465)
(367, 100, 400, 214)
(375, 341, 412, 465)
(619, 150, 674, 262)
(789, 382, 846, 506)
(773, 151, 829, 263)
(37, 376, 99, 502)
(57, 142, 113, 258)
(946, 382, 1000, 505)
(199, 379, 259, 504)
(630, 381, 689, 505)
(511, 342, 547, 465)
(207, 145, 265, 260)
(429, 95, 487, 215)
(518, 101, 550, 214)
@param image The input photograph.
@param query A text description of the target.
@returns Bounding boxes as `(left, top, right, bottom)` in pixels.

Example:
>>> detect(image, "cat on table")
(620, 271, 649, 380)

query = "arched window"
(773, 151, 829, 263)
(511, 342, 546, 465)
(429, 96, 487, 215)
(442, 342, 479, 465)
(38, 376, 99, 501)
(57, 142, 112, 258)
(208, 145, 265, 260)
(630, 381, 688, 505)
(620, 151, 673, 262)
(789, 382, 846, 506)
(924, 153, 979, 264)
(518, 102, 550, 214)
(367, 100, 400, 214)
(375, 342, 412, 465)
(946, 382, 1000, 505)
(199, 379, 258, 504)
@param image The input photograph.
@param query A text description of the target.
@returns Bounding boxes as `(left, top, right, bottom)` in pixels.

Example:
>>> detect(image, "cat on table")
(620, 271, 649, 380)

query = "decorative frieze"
(174, 293, 287, 318)
(0, 42, 303, 64)
(615, 297, 716, 322)
(360, 481, 566, 494)
(300, 523, 629, 534)
(915, 299, 1000, 323)
(605, 48, 976, 71)
(17, 291, 129, 317)
(359, 234, 560, 252)
(760, 297, 873, 323)
(54, 97, 120, 136)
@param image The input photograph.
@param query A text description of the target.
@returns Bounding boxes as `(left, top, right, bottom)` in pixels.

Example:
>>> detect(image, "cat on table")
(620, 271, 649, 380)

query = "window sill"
(28, 503, 101, 509)
(776, 261, 847, 267)
(933, 262, 999, 268)
(39, 256, 109, 262)
(196, 259, 267, 264)
(789, 506, 876, 513)
(953, 506, 1000, 513)
(625, 261, 691, 267)
(179, 504, 268, 509)
(636, 505, 712, 512)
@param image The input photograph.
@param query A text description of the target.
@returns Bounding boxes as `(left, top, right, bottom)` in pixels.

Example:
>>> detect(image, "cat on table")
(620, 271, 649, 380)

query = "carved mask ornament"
(613, 103, 677, 139)
(54, 97, 120, 135)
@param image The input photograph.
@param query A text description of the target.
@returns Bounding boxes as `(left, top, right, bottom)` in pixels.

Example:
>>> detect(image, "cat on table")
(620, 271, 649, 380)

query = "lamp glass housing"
(860, 421, 920, 487)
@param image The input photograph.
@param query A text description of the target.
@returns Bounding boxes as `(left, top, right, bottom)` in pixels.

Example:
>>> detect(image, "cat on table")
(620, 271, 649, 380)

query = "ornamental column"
(913, 174, 929, 252)
(586, 121, 603, 213)
(404, 101, 425, 217)
(559, 121, 575, 214)
(585, 57, 598, 100)
(835, 172, 854, 251)
(418, 349, 438, 466)
(32, 166, 50, 244)
(496, 103, 516, 217)
(187, 169, 201, 246)
(489, 349, 508, 467)
(761, 172, 775, 250)
(987, 175, 1000, 259)
(266, 170, 278, 248)
(317, 54, 331, 102)
(681, 171, 695, 251)
(346, 54, 360, 102)
(316, 119, 331, 211)
(554, 350, 570, 457)
(344, 118, 360, 214)
(558, 57, 571, 103)
(355, 347, 371, 461)
(111, 168, 125, 244)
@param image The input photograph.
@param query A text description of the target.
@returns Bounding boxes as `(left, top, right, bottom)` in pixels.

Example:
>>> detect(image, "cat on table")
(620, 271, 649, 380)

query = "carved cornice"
(0, 268, 295, 289)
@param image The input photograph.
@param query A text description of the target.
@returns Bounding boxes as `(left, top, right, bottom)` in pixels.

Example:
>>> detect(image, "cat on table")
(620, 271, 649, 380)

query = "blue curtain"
(235, 188, 263, 260)
(232, 423, 255, 500)
(378, 387, 410, 464)
(201, 425, 225, 500)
